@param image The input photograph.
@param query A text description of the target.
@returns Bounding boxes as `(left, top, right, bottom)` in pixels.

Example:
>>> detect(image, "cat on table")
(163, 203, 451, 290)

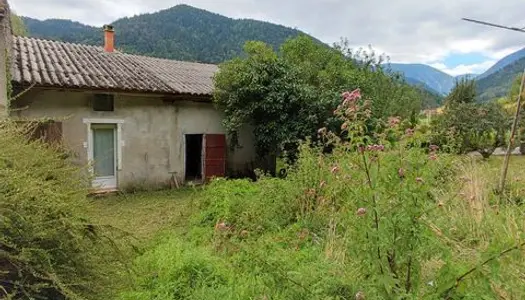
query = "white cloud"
(10, 0, 525, 73)
(430, 60, 497, 76)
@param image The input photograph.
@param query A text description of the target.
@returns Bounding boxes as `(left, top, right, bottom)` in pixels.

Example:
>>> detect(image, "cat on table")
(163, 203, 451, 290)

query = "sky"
(11, 0, 525, 76)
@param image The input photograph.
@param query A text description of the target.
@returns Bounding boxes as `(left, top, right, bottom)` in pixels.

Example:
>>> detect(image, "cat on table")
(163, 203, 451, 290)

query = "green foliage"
(118, 92, 525, 299)
(23, 5, 310, 63)
(125, 90, 517, 299)
(432, 101, 509, 157)
(434, 79, 509, 157)
(477, 56, 525, 102)
(0, 121, 126, 299)
(214, 36, 423, 162)
(119, 236, 230, 300)
(445, 78, 476, 106)
(11, 14, 27, 36)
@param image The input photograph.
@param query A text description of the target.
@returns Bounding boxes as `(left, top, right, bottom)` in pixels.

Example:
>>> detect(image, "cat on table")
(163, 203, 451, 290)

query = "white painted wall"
(12, 88, 256, 189)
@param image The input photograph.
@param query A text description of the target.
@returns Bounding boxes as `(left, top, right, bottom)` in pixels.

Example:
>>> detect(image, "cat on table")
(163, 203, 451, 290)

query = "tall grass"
(0, 121, 131, 299)
(119, 90, 525, 299)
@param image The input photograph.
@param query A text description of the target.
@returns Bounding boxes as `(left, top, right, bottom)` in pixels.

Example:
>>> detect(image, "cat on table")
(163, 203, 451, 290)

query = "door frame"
(183, 133, 205, 182)
(83, 118, 124, 190)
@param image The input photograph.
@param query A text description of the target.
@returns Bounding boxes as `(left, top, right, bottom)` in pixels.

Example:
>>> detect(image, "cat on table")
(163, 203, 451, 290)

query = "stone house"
(1, 12, 256, 191)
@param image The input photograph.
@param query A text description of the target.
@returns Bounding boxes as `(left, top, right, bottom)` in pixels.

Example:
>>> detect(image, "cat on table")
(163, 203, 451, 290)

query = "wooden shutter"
(204, 134, 226, 180)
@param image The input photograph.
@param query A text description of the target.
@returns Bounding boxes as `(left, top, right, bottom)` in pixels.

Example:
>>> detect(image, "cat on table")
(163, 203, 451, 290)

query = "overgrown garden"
(2, 36, 525, 299)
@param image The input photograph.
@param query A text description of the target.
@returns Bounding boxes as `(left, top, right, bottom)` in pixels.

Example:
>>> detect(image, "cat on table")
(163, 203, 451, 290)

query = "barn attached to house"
(4, 25, 256, 191)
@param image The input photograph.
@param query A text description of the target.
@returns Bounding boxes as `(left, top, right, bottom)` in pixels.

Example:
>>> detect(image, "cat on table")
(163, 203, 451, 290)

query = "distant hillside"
(386, 63, 455, 95)
(476, 56, 525, 102)
(477, 48, 525, 80)
(22, 5, 314, 64)
(455, 74, 478, 81)
(22, 17, 99, 43)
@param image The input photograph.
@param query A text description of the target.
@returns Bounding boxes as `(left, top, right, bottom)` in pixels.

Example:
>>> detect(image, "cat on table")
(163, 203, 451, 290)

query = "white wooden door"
(91, 124, 117, 189)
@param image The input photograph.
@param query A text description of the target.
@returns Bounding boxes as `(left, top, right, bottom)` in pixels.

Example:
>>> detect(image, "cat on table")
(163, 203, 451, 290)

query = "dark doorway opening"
(185, 134, 203, 181)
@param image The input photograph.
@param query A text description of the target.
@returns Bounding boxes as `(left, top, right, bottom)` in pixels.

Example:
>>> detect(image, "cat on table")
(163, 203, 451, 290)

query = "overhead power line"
(461, 16, 525, 193)
(462, 18, 525, 33)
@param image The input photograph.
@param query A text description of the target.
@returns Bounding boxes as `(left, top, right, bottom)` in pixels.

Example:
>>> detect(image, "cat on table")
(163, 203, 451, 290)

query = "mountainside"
(455, 74, 477, 81)
(476, 56, 525, 102)
(477, 48, 525, 80)
(22, 5, 314, 64)
(386, 63, 456, 95)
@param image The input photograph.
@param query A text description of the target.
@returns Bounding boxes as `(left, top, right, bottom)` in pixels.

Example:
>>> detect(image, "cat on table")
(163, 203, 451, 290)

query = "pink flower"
(356, 207, 367, 216)
(429, 145, 440, 151)
(350, 89, 362, 100)
(341, 122, 348, 130)
(388, 116, 401, 127)
(405, 128, 414, 137)
(429, 154, 438, 161)
(398, 168, 405, 178)
(331, 166, 340, 174)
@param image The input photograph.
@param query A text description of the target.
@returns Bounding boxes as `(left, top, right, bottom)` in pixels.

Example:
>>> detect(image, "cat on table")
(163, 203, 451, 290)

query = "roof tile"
(11, 36, 218, 96)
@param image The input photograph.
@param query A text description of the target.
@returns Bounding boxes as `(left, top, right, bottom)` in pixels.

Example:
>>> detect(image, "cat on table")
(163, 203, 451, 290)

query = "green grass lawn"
(82, 154, 525, 299)
(86, 188, 201, 241)
(85, 155, 525, 241)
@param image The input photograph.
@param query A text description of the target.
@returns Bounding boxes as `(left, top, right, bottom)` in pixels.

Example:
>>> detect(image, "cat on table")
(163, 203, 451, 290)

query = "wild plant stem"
(442, 241, 525, 298)
(361, 151, 383, 274)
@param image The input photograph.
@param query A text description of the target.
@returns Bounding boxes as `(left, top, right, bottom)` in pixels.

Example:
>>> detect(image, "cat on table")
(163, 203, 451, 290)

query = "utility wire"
(461, 17, 525, 193)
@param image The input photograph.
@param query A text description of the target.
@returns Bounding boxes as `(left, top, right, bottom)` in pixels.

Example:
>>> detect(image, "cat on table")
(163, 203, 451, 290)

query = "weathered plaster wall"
(12, 88, 256, 188)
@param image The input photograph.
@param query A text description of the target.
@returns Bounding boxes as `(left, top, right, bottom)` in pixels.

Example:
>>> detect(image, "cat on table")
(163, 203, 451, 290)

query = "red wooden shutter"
(204, 134, 226, 180)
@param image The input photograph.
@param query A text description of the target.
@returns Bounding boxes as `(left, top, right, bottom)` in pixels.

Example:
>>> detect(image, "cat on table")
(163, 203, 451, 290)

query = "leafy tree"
(214, 37, 424, 168)
(433, 101, 509, 157)
(434, 78, 510, 157)
(444, 78, 476, 106)
(214, 41, 323, 169)
(11, 13, 27, 36)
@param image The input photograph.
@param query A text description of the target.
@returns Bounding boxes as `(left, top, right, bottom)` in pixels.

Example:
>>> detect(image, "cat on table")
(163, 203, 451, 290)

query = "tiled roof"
(11, 36, 218, 96)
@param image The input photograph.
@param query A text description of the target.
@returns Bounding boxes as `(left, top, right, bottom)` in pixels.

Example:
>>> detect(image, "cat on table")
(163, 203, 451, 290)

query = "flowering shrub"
(302, 89, 459, 298)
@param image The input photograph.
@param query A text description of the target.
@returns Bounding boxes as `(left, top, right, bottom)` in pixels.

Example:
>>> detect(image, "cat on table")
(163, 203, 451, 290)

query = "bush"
(119, 236, 231, 300)
(0, 122, 125, 299)
(432, 102, 509, 157)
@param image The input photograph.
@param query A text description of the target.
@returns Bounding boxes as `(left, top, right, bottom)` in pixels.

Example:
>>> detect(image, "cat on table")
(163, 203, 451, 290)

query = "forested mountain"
(20, 4, 449, 106)
(476, 56, 525, 102)
(22, 17, 99, 44)
(477, 48, 525, 80)
(386, 63, 456, 95)
(22, 5, 314, 63)
(455, 74, 477, 81)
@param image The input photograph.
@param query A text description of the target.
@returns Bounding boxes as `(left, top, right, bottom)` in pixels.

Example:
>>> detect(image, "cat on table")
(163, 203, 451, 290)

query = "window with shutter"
(93, 94, 114, 112)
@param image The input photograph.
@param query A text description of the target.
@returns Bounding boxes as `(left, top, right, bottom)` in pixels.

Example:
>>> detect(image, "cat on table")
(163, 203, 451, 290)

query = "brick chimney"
(103, 25, 115, 52)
